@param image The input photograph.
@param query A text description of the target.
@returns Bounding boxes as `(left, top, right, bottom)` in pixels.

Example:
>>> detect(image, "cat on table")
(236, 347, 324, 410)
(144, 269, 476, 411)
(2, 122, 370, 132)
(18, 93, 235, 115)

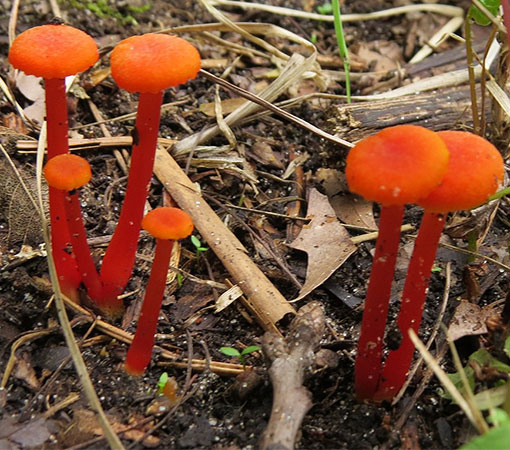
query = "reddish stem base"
(374, 212, 445, 402)
(100, 92, 163, 306)
(125, 239, 173, 376)
(355, 204, 404, 401)
(64, 191, 104, 302)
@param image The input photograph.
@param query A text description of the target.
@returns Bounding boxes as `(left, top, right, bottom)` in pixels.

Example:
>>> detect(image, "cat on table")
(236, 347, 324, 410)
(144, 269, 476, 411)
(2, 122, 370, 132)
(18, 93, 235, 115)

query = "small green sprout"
(157, 372, 169, 394)
(220, 345, 260, 370)
(431, 265, 442, 273)
(176, 272, 183, 288)
(317, 2, 333, 14)
(191, 235, 208, 260)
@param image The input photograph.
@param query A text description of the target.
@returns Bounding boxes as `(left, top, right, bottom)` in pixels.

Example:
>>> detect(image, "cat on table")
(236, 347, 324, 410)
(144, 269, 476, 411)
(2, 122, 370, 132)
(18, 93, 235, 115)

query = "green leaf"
(487, 408, 510, 426)
(468, 0, 500, 26)
(241, 345, 261, 356)
(461, 423, 510, 449)
(472, 384, 507, 410)
(470, 349, 510, 373)
(444, 366, 475, 401)
(220, 347, 241, 357)
(317, 2, 333, 14)
(504, 336, 510, 359)
(157, 372, 169, 391)
(191, 235, 201, 248)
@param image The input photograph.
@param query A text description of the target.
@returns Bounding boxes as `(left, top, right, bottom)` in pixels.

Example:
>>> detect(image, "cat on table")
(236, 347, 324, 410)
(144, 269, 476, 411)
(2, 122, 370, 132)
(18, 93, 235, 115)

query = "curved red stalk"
(63, 191, 103, 302)
(375, 212, 445, 401)
(355, 204, 404, 401)
(125, 238, 173, 376)
(100, 91, 163, 310)
(45, 78, 81, 302)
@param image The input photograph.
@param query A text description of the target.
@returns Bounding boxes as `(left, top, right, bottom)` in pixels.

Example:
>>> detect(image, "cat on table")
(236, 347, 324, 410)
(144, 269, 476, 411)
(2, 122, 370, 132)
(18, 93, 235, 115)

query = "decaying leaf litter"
(1, 0, 510, 448)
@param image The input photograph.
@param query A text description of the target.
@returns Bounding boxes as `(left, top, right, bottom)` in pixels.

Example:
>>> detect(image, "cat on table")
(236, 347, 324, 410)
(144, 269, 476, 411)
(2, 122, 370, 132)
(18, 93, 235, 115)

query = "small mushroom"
(125, 207, 193, 376)
(9, 24, 98, 302)
(44, 154, 103, 301)
(376, 130, 504, 401)
(100, 34, 200, 313)
(345, 125, 450, 401)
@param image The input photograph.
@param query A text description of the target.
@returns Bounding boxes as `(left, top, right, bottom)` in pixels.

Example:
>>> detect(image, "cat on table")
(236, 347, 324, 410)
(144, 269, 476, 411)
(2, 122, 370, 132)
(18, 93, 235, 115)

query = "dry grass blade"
(208, 1, 463, 22)
(409, 329, 485, 433)
(487, 79, 510, 120)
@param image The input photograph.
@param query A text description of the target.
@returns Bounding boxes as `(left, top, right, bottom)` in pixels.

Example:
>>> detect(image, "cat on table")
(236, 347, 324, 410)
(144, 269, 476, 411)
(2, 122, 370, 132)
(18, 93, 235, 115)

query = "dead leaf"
(313, 168, 376, 229)
(448, 300, 502, 341)
(288, 188, 357, 301)
(352, 41, 403, 73)
(9, 418, 51, 448)
(199, 97, 248, 117)
(331, 195, 377, 230)
(215, 285, 244, 313)
(249, 141, 284, 169)
(14, 352, 40, 391)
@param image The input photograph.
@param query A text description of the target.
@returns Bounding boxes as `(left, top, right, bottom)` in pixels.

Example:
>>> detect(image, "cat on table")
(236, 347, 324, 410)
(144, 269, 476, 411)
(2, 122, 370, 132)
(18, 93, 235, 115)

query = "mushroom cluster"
(346, 126, 504, 402)
(9, 24, 200, 373)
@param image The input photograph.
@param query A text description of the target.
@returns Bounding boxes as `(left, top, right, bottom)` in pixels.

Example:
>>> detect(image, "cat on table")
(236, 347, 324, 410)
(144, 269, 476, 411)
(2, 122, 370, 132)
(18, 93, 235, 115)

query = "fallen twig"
(154, 147, 296, 333)
(260, 301, 326, 450)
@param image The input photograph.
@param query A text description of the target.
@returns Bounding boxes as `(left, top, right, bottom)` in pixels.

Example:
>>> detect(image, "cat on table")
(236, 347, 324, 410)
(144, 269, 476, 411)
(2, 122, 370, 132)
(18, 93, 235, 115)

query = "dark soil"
(1, 0, 508, 449)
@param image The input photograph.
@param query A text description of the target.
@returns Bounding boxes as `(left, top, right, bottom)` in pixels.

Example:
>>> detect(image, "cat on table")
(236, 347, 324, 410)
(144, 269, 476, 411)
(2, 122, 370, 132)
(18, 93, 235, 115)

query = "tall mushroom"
(100, 33, 200, 313)
(345, 125, 450, 401)
(375, 130, 504, 401)
(44, 154, 103, 302)
(9, 24, 98, 302)
(125, 207, 193, 376)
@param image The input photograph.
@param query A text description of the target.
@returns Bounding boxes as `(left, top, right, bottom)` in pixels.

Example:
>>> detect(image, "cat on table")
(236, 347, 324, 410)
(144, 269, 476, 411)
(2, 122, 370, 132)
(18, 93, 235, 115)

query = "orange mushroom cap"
(110, 34, 201, 94)
(44, 154, 91, 191)
(418, 131, 504, 213)
(345, 125, 450, 206)
(9, 24, 98, 79)
(142, 207, 194, 240)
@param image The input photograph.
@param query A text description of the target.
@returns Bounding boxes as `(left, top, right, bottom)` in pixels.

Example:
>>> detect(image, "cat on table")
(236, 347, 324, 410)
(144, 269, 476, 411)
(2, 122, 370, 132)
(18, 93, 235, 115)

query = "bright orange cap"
(142, 207, 194, 240)
(110, 34, 201, 94)
(345, 125, 450, 206)
(44, 154, 91, 191)
(9, 24, 98, 79)
(418, 131, 504, 213)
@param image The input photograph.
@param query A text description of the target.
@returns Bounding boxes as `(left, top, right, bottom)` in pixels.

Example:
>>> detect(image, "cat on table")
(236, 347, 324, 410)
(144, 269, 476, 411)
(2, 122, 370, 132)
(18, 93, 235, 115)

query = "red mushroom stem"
(375, 212, 446, 401)
(100, 91, 163, 311)
(354, 204, 404, 400)
(124, 238, 173, 375)
(45, 78, 82, 302)
(63, 189, 104, 301)
(44, 153, 103, 303)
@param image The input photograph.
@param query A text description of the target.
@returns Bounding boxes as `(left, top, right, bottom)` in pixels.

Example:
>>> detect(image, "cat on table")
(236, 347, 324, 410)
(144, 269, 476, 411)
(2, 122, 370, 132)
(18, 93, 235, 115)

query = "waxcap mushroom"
(346, 125, 450, 206)
(110, 34, 201, 94)
(44, 154, 91, 191)
(9, 24, 98, 79)
(418, 130, 504, 213)
(142, 207, 194, 240)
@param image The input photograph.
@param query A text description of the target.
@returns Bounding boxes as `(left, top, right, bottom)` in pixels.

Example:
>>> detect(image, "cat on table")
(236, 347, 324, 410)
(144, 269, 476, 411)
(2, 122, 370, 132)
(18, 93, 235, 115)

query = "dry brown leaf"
(288, 188, 357, 301)
(448, 300, 502, 341)
(199, 97, 248, 116)
(314, 168, 376, 229)
(331, 195, 377, 230)
(14, 352, 40, 391)
(352, 40, 403, 73)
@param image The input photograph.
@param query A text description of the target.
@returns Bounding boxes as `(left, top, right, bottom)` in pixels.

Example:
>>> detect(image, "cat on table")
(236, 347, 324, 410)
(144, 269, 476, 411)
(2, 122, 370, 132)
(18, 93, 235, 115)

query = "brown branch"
(260, 302, 326, 450)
